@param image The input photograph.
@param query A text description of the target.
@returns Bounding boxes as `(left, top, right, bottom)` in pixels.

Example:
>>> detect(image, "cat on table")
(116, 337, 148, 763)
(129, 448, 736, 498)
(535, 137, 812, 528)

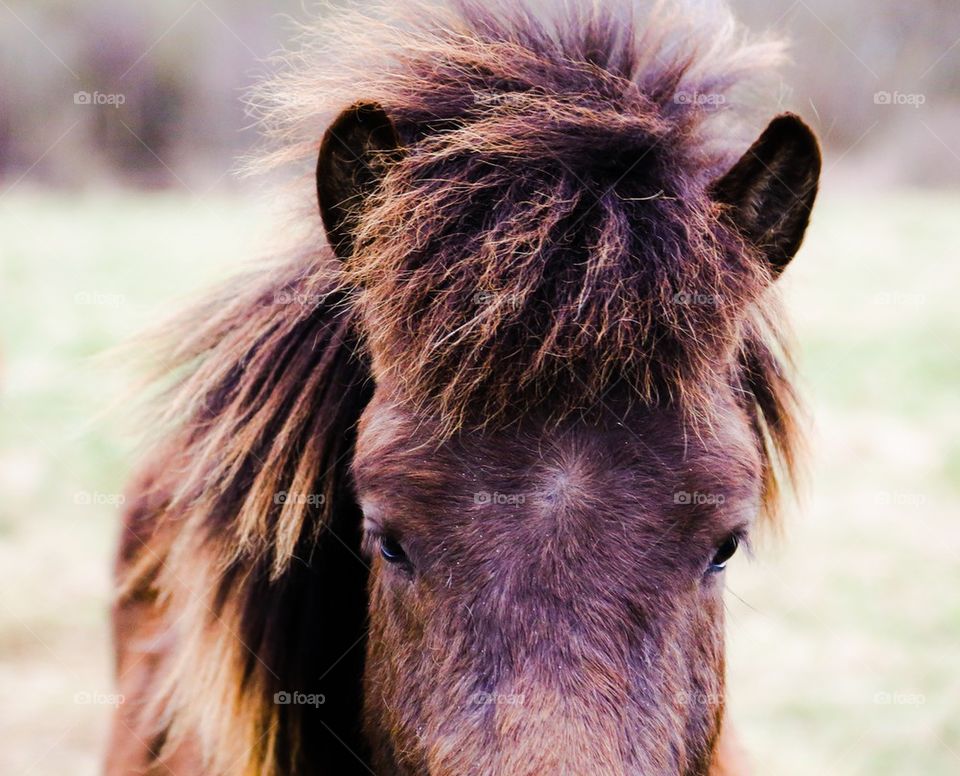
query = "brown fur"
(353, 388, 759, 774)
(108, 2, 819, 774)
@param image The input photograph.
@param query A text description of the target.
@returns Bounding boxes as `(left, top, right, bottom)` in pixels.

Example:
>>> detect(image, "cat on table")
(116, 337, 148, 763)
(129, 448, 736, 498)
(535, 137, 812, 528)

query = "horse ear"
(317, 102, 401, 260)
(710, 113, 821, 276)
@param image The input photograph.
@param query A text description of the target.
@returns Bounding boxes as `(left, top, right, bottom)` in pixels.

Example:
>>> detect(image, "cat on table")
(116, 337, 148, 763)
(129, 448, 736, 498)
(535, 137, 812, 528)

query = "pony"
(106, 1, 820, 774)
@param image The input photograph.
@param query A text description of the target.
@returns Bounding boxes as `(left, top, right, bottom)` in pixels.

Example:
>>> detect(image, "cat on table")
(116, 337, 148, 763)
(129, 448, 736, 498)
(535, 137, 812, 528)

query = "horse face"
(317, 79, 816, 776)
(352, 385, 763, 775)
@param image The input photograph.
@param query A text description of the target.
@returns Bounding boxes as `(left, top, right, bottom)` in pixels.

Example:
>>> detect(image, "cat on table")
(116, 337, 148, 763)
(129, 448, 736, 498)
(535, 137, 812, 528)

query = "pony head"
(121, 2, 820, 774)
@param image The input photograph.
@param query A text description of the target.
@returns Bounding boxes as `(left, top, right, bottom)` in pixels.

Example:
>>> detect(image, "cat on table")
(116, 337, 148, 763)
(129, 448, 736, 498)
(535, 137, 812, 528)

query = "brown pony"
(106, 1, 820, 774)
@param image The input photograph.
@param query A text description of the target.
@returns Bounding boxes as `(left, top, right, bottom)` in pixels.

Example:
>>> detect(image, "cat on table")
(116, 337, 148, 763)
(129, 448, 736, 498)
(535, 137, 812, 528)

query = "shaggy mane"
(255, 0, 791, 432)
(119, 2, 803, 775)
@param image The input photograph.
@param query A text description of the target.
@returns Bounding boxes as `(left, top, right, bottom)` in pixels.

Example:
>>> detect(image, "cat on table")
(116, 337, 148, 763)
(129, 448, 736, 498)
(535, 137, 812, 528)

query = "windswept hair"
(254, 0, 791, 429)
(118, 2, 802, 774)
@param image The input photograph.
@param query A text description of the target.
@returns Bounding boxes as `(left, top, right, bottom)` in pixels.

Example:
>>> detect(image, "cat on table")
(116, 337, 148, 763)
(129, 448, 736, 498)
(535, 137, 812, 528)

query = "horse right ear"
(317, 102, 401, 260)
(710, 113, 821, 277)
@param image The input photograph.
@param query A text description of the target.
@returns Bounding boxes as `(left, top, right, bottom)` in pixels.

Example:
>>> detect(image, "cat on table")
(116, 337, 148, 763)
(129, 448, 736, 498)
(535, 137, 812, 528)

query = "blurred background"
(0, 1, 957, 774)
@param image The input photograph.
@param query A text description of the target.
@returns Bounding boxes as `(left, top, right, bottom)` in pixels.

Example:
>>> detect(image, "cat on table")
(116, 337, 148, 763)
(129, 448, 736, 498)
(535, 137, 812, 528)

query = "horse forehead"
(354, 397, 687, 506)
(356, 393, 630, 469)
(537, 445, 592, 500)
(526, 432, 657, 505)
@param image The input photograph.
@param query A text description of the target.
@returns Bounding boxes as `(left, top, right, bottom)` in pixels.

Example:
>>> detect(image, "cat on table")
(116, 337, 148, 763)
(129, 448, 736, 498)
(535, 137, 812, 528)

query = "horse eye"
(378, 534, 409, 566)
(709, 535, 740, 571)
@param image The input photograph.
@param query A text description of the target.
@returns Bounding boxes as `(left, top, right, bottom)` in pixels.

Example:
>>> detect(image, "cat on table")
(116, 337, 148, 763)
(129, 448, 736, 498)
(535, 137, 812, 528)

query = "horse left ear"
(317, 101, 401, 260)
(710, 113, 821, 276)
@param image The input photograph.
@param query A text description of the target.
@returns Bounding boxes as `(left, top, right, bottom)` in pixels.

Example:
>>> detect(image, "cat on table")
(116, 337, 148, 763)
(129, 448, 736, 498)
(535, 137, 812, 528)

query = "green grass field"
(0, 186, 957, 774)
